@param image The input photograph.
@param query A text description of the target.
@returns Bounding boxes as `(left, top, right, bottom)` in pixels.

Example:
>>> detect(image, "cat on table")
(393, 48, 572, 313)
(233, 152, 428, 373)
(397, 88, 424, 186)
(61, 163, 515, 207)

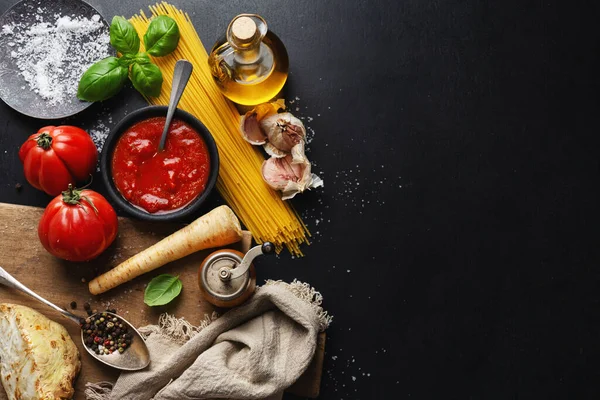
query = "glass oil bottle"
(208, 14, 289, 106)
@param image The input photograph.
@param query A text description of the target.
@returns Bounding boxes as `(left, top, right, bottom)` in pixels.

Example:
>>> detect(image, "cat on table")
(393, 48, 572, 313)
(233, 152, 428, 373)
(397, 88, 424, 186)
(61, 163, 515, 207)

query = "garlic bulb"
(241, 102, 323, 199)
(261, 154, 323, 200)
(260, 112, 306, 160)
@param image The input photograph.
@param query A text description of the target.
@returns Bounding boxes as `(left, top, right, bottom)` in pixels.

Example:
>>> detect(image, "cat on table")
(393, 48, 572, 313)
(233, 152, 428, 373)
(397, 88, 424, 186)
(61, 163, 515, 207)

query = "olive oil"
(208, 15, 289, 106)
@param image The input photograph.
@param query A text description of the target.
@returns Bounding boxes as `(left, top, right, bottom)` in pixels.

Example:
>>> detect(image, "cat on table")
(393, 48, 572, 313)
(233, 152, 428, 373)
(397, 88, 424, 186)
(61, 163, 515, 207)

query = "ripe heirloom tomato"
(38, 185, 118, 262)
(19, 126, 98, 196)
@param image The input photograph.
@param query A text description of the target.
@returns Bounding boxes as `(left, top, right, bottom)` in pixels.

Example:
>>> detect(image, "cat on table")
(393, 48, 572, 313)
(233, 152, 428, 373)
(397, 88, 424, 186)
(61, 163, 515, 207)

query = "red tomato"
(38, 185, 118, 262)
(19, 126, 98, 196)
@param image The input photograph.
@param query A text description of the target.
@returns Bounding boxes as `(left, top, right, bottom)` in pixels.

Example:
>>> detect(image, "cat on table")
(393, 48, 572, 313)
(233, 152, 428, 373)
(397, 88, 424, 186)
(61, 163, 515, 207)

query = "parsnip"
(89, 205, 242, 295)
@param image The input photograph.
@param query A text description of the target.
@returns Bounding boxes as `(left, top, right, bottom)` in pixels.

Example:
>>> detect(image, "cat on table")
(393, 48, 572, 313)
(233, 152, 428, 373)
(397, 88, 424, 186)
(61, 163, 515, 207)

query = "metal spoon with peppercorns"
(0, 266, 150, 371)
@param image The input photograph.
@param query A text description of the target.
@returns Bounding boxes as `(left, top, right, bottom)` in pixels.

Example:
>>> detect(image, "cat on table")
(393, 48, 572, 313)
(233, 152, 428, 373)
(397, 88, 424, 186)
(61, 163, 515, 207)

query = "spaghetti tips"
(130, 3, 309, 256)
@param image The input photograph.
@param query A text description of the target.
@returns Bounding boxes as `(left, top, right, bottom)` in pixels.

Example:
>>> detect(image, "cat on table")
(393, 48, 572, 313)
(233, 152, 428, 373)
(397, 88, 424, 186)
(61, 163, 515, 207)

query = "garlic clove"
(263, 142, 288, 158)
(240, 112, 267, 145)
(261, 154, 324, 200)
(260, 112, 306, 153)
(261, 154, 301, 191)
(240, 101, 286, 145)
(290, 142, 307, 165)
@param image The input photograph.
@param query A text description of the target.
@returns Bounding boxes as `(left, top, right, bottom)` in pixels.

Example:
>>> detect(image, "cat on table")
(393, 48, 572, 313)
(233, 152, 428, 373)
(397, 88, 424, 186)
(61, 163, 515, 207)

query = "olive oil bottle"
(208, 14, 289, 106)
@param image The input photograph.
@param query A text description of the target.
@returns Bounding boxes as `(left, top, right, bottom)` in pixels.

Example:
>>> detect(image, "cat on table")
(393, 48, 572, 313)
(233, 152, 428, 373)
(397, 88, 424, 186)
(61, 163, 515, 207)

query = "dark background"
(1, 0, 599, 398)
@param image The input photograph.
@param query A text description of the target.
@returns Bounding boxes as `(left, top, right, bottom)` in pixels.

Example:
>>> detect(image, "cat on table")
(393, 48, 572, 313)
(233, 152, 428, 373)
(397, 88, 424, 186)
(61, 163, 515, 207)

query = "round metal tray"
(0, 0, 112, 119)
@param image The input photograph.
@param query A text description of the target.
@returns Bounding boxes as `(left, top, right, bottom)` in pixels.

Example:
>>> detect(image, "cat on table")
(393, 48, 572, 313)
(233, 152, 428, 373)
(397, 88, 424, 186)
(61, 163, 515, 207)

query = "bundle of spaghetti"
(130, 3, 309, 256)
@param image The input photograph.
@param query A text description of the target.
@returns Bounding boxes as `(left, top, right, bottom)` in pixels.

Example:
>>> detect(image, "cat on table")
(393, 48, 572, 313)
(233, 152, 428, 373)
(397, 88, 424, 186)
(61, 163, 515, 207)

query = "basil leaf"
(110, 16, 140, 55)
(77, 57, 128, 102)
(144, 274, 182, 306)
(130, 62, 163, 97)
(143, 15, 180, 57)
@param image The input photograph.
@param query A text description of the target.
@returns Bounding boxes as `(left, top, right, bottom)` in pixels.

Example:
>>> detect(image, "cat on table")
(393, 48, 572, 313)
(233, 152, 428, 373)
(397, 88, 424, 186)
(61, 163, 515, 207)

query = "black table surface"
(1, 0, 599, 398)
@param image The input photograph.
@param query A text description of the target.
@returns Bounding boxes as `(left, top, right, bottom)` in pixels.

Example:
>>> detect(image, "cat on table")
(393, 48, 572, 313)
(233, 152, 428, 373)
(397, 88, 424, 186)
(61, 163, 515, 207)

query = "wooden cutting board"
(0, 202, 324, 399)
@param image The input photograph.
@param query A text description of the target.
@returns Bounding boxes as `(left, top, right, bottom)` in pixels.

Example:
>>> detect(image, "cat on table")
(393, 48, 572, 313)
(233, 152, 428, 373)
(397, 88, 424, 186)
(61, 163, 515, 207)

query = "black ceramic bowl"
(100, 106, 219, 222)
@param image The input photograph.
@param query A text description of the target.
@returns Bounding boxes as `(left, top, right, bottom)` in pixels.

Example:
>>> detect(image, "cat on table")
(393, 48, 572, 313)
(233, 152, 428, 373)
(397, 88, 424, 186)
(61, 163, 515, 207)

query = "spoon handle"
(158, 59, 194, 151)
(0, 266, 81, 325)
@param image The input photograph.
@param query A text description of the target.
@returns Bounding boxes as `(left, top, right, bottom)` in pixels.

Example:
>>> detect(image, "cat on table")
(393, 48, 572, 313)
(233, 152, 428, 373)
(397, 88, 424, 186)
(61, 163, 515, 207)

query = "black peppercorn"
(82, 313, 131, 357)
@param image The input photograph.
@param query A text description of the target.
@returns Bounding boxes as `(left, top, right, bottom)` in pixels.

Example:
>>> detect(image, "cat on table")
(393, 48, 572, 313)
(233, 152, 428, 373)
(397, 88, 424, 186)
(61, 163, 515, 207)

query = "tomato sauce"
(111, 117, 211, 214)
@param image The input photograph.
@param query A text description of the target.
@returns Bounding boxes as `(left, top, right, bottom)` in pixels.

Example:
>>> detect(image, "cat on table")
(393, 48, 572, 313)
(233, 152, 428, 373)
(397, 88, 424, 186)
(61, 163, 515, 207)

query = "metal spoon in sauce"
(158, 59, 194, 152)
(0, 266, 150, 371)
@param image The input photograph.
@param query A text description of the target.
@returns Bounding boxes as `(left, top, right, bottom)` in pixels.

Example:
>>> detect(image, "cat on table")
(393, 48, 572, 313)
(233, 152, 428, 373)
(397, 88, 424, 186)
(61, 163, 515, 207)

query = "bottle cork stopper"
(231, 16, 257, 42)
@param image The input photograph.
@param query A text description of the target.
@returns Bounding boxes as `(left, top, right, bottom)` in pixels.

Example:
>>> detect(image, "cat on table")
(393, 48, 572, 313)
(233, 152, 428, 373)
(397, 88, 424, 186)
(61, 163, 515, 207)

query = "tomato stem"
(61, 184, 99, 216)
(36, 132, 53, 150)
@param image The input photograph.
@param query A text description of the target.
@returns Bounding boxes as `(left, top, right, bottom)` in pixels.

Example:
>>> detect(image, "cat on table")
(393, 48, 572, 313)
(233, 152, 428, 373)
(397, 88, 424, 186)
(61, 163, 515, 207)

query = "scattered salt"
(83, 109, 113, 156)
(1, 6, 110, 105)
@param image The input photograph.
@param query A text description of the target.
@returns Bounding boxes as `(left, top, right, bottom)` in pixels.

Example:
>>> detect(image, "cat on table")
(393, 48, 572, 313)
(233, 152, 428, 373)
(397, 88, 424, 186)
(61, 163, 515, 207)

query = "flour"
(1, 7, 110, 105)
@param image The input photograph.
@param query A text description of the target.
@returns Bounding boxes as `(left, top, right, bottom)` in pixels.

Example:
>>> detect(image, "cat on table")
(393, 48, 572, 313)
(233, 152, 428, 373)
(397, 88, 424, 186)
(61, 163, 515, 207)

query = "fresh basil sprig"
(77, 57, 128, 102)
(77, 15, 180, 102)
(144, 274, 183, 306)
(144, 15, 180, 57)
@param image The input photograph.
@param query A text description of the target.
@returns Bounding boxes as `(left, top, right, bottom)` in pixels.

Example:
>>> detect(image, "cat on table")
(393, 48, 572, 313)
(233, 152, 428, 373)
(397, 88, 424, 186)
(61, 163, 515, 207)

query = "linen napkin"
(85, 280, 332, 400)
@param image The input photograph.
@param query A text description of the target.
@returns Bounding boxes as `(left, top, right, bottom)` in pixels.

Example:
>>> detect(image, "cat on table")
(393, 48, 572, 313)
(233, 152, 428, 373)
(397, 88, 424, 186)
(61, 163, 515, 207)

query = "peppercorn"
(70, 301, 77, 309)
(82, 313, 131, 357)
(84, 303, 91, 311)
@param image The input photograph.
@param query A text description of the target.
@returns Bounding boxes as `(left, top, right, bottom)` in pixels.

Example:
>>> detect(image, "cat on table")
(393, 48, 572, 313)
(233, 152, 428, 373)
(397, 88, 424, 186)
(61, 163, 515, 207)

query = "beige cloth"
(85, 280, 331, 400)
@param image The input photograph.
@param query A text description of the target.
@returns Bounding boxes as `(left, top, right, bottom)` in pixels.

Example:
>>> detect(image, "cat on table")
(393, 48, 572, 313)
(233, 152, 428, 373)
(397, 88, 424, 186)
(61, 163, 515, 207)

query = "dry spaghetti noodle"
(130, 3, 309, 256)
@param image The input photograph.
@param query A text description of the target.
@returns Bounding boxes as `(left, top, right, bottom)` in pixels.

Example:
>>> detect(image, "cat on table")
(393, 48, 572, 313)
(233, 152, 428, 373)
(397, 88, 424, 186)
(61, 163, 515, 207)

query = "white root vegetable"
(89, 205, 242, 295)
